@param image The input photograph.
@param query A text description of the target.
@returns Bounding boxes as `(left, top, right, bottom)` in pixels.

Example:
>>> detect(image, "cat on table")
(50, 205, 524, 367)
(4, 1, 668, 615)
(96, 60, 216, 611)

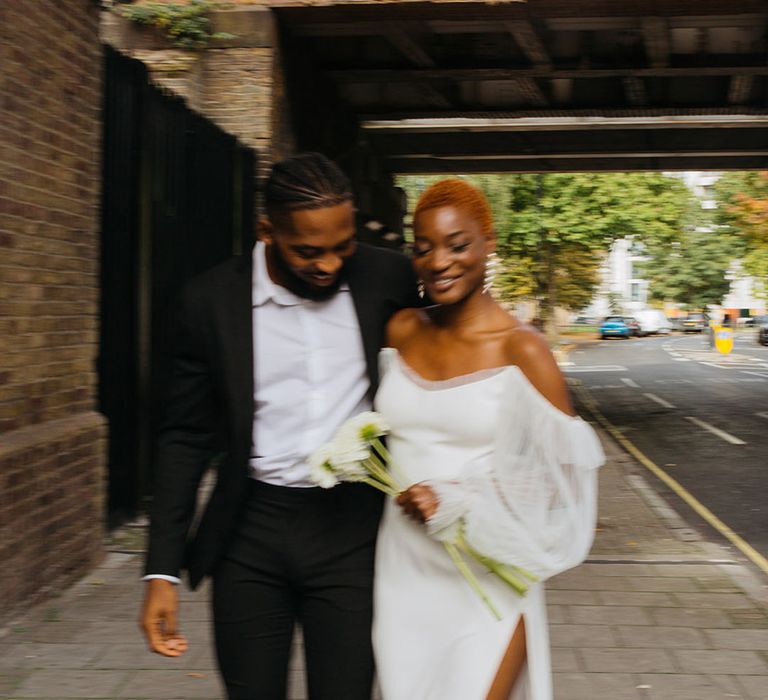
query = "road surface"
(565, 330, 768, 559)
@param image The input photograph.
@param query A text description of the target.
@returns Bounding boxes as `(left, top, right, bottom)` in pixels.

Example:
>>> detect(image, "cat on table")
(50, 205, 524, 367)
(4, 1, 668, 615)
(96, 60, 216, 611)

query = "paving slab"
(613, 625, 709, 649)
(635, 673, 747, 700)
(579, 648, 679, 674)
(672, 649, 768, 675)
(10, 670, 129, 698)
(552, 672, 642, 700)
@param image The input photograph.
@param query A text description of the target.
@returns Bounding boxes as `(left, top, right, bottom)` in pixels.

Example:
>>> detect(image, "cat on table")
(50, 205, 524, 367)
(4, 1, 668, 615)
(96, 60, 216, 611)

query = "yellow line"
(573, 382, 768, 578)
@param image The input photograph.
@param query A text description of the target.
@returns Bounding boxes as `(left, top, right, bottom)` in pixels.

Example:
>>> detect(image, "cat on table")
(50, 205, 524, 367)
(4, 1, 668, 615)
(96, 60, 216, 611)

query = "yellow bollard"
(713, 325, 734, 355)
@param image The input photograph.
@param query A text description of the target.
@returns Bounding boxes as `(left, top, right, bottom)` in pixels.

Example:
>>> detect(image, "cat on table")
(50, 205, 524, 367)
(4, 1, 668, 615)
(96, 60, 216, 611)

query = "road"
(564, 329, 768, 560)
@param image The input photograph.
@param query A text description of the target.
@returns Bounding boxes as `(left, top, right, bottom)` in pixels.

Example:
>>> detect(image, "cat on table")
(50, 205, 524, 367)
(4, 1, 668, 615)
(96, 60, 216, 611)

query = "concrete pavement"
(1, 429, 767, 700)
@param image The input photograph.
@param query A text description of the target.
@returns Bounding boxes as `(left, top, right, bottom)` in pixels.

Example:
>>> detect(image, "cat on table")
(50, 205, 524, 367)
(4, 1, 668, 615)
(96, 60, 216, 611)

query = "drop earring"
(483, 252, 499, 294)
(417, 280, 425, 299)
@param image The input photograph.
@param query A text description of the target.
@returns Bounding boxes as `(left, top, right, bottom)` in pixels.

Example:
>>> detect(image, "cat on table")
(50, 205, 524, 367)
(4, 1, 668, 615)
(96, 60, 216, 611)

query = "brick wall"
(0, 0, 107, 620)
(202, 48, 276, 157)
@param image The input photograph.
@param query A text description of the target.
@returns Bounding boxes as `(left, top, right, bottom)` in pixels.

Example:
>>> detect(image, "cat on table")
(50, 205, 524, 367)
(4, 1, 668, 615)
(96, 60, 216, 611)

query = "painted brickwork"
(0, 0, 107, 620)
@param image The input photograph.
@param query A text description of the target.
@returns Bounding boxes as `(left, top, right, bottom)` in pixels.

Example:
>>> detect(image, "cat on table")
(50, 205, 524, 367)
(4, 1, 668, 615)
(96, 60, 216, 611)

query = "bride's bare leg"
(486, 617, 527, 700)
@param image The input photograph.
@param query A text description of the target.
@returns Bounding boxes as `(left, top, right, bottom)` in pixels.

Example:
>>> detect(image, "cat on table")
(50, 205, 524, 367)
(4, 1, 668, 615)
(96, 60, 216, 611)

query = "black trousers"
(212, 480, 383, 700)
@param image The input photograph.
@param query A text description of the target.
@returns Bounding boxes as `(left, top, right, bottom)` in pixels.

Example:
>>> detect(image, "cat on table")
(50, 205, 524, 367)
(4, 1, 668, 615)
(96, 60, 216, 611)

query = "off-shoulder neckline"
(381, 347, 581, 421)
(389, 347, 510, 390)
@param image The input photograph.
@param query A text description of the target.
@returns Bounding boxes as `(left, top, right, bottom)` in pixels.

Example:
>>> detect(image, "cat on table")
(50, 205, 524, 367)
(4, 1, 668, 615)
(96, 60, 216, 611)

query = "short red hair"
(413, 179, 494, 236)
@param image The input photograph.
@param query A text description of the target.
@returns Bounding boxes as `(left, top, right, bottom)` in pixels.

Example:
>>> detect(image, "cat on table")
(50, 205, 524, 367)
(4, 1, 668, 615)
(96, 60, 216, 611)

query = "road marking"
(644, 393, 676, 409)
(563, 365, 628, 373)
(756, 412, 768, 420)
(621, 377, 641, 388)
(661, 337, 768, 370)
(573, 384, 768, 578)
(684, 416, 746, 445)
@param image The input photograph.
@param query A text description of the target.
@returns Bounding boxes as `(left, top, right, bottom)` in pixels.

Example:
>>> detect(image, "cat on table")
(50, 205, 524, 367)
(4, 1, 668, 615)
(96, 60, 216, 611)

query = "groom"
(140, 152, 419, 699)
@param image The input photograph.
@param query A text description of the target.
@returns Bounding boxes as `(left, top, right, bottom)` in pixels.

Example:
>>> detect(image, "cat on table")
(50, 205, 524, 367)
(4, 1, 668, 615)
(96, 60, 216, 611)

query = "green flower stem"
(486, 562, 528, 596)
(511, 565, 540, 584)
(465, 548, 527, 595)
(370, 438, 409, 490)
(456, 535, 538, 596)
(360, 477, 399, 498)
(362, 456, 401, 493)
(443, 542, 502, 621)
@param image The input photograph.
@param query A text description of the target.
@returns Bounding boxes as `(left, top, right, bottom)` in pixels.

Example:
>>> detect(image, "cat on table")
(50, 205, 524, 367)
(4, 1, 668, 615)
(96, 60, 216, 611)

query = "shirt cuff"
(425, 479, 469, 542)
(143, 574, 182, 585)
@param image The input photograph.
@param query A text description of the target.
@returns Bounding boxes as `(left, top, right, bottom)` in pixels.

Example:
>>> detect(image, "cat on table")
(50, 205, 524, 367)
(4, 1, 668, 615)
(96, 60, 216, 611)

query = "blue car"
(599, 315, 631, 339)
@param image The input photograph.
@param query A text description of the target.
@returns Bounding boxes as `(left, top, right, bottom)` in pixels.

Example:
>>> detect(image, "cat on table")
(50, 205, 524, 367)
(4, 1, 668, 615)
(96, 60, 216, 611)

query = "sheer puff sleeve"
(426, 367, 605, 582)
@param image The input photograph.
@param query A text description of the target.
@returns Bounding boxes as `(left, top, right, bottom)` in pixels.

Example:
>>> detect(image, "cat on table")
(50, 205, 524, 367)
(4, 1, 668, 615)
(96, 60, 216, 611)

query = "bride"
(372, 179, 604, 700)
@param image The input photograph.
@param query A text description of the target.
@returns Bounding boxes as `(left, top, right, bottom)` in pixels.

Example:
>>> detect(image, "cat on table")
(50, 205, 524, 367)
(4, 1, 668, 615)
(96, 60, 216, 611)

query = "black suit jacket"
(145, 242, 419, 588)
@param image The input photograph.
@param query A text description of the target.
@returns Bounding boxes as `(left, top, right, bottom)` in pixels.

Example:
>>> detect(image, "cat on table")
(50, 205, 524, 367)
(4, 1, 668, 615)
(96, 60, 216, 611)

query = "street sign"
(714, 326, 734, 355)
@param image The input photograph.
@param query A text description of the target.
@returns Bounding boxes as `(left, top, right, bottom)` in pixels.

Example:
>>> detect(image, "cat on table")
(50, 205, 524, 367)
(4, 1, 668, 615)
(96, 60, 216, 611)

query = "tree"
(639, 175, 744, 310)
(605, 291, 623, 314)
(713, 172, 768, 298)
(642, 230, 736, 309)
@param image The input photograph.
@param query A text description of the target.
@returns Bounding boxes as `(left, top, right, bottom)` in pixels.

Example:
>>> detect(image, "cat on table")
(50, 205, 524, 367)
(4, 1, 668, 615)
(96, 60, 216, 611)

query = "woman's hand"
(396, 483, 440, 523)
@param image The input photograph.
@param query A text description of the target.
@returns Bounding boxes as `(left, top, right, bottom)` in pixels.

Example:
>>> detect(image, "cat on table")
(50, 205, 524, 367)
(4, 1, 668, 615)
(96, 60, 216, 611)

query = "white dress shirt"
(250, 241, 371, 486)
(146, 243, 371, 583)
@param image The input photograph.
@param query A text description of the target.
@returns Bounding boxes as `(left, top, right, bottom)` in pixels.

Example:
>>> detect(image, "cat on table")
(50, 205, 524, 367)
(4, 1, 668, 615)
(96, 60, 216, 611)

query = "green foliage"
(641, 229, 739, 309)
(120, 0, 234, 50)
(636, 175, 739, 308)
(712, 171, 768, 297)
(606, 291, 623, 314)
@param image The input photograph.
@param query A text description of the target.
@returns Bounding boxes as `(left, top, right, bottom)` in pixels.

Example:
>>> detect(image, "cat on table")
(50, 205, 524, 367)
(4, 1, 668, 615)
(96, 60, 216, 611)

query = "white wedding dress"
(372, 348, 604, 700)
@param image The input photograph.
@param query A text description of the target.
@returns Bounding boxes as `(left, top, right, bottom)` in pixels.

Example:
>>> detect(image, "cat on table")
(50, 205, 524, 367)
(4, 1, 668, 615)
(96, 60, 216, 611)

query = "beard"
(267, 243, 345, 301)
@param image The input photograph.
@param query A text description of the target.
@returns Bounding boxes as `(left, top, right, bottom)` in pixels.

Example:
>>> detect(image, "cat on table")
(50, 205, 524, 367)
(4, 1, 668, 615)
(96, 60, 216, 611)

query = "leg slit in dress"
(486, 616, 528, 700)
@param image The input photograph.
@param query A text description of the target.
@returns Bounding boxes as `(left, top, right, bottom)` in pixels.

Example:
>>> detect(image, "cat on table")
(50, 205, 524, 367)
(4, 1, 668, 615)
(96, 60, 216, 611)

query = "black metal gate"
(99, 46, 255, 522)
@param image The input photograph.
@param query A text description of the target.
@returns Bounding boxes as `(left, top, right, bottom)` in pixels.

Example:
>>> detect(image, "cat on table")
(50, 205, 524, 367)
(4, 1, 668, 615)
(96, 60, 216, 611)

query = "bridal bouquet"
(309, 411, 538, 620)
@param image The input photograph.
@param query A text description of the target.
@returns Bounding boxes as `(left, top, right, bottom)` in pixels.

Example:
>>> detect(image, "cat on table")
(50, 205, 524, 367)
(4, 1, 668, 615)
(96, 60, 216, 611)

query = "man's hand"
(396, 483, 440, 523)
(140, 579, 189, 656)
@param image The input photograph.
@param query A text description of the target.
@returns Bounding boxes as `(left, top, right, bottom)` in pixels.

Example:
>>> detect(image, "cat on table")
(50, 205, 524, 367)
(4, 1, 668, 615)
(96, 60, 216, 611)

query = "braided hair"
(263, 152, 353, 225)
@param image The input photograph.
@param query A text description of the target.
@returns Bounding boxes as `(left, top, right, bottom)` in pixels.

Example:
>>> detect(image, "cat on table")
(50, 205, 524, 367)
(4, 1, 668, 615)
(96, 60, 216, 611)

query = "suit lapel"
(223, 254, 255, 447)
(346, 252, 381, 393)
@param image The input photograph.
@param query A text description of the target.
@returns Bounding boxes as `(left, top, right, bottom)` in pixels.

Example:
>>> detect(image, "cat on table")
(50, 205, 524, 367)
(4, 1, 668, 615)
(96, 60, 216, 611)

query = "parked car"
(599, 315, 632, 339)
(756, 315, 768, 346)
(681, 312, 709, 333)
(624, 316, 642, 337)
(634, 309, 672, 336)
